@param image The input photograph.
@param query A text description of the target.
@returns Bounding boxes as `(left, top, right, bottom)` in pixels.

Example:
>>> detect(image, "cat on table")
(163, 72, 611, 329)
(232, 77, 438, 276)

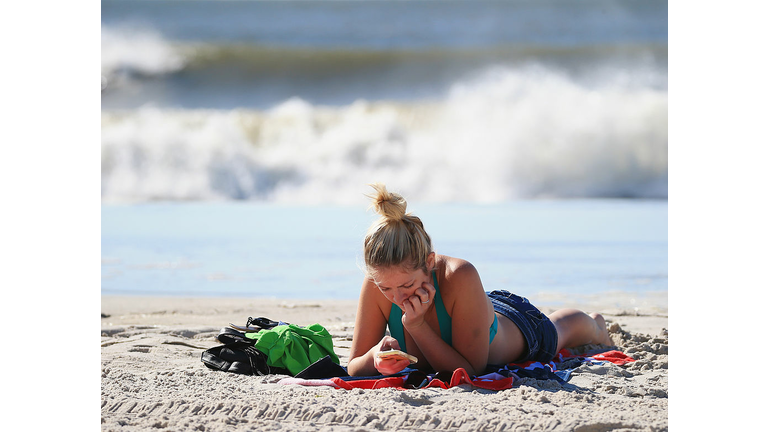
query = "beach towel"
(495, 349, 636, 383)
(278, 348, 635, 391)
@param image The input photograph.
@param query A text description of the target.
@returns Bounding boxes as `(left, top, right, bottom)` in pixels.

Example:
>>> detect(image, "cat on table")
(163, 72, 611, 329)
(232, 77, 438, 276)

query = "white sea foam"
(101, 66, 667, 203)
(101, 26, 187, 90)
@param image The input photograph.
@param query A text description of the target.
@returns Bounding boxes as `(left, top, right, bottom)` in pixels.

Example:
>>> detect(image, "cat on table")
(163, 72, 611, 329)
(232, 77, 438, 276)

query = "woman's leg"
(548, 308, 613, 353)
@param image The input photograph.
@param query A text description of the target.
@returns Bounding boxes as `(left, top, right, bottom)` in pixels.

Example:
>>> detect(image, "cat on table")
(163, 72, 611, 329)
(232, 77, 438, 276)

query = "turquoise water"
(101, 200, 667, 301)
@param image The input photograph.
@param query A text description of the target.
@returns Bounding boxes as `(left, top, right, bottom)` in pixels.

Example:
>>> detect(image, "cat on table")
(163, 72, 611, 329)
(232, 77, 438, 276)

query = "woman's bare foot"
(590, 313, 614, 346)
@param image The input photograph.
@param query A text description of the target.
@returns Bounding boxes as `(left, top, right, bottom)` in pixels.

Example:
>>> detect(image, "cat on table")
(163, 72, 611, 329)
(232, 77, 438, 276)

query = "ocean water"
(101, 0, 668, 204)
(101, 1, 667, 302)
(101, 200, 668, 303)
(101, 0, 667, 110)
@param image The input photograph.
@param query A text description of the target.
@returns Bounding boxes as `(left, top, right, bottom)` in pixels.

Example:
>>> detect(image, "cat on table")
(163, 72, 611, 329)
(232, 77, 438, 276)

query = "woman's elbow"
(466, 359, 488, 377)
(346, 356, 370, 377)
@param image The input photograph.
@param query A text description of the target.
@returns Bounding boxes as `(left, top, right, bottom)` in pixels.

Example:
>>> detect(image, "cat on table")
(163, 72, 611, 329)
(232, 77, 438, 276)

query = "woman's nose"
(394, 290, 408, 304)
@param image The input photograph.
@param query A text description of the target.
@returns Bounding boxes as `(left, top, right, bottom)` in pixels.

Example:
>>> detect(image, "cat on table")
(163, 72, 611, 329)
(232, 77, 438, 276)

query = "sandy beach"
(101, 296, 668, 431)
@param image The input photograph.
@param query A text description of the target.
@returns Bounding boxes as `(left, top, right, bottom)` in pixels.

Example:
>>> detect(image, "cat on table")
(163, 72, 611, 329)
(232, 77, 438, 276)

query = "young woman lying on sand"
(347, 184, 613, 377)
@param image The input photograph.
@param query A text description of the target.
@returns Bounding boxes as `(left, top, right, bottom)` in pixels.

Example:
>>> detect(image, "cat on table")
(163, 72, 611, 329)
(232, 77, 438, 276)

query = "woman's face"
(371, 265, 431, 308)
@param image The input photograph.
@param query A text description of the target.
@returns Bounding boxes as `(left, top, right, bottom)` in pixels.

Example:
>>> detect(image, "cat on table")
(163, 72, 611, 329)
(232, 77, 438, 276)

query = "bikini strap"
(387, 306, 406, 351)
(433, 271, 453, 346)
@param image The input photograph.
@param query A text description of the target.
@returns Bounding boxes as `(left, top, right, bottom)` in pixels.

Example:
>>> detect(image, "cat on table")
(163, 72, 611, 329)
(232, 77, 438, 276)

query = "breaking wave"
(101, 65, 667, 203)
(101, 25, 187, 90)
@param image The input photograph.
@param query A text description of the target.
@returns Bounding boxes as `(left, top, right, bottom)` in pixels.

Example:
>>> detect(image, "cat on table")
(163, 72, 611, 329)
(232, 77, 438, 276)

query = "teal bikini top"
(387, 272, 498, 353)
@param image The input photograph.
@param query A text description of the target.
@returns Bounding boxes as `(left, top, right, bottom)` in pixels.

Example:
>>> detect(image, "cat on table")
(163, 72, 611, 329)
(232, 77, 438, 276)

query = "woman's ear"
(426, 252, 436, 272)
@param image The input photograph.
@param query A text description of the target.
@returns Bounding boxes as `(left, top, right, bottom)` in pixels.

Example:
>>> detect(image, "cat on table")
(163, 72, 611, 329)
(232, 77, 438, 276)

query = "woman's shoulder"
(435, 255, 486, 312)
(436, 255, 482, 294)
(437, 254, 478, 280)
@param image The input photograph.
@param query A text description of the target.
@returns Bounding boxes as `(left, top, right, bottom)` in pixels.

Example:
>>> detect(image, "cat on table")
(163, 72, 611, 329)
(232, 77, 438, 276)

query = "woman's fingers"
(379, 336, 401, 351)
(400, 281, 437, 329)
(415, 287, 430, 303)
(402, 296, 416, 313)
(420, 281, 435, 303)
(374, 336, 409, 374)
(376, 357, 410, 375)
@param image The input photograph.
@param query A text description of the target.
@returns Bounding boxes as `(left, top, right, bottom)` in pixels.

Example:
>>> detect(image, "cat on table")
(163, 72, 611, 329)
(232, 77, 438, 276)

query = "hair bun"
(363, 183, 432, 274)
(367, 183, 407, 222)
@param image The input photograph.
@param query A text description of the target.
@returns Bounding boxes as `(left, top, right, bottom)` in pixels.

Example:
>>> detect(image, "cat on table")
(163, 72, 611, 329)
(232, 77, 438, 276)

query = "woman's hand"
(372, 336, 411, 375)
(400, 281, 436, 330)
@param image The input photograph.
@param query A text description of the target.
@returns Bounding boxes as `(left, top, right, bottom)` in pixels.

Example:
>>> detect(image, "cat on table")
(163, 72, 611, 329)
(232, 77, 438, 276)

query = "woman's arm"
(404, 261, 493, 375)
(347, 278, 410, 376)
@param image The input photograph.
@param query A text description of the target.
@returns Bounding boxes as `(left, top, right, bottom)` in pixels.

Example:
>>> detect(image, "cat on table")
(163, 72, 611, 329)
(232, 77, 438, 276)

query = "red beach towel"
(280, 349, 635, 391)
(557, 349, 636, 366)
(330, 368, 515, 391)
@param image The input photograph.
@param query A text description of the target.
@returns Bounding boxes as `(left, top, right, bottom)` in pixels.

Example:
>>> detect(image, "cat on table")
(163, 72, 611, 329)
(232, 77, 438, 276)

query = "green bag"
(245, 323, 339, 376)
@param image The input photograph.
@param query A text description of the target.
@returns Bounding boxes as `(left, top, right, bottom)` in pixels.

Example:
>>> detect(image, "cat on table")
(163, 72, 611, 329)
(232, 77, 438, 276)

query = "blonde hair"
(363, 183, 433, 277)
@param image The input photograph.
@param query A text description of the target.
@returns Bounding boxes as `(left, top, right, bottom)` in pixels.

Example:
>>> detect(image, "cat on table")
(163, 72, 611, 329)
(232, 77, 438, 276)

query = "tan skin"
(347, 253, 612, 377)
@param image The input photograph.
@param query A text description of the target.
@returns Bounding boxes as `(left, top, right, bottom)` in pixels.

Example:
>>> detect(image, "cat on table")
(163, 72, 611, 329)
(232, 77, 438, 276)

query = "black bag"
(294, 354, 348, 379)
(201, 326, 290, 376)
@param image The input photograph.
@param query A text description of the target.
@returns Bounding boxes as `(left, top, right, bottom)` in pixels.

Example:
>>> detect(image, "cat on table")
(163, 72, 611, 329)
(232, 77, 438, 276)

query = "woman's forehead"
(372, 267, 416, 286)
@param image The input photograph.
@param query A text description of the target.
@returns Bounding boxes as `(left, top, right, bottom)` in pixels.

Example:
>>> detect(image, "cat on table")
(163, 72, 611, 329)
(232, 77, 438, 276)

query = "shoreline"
(101, 293, 668, 337)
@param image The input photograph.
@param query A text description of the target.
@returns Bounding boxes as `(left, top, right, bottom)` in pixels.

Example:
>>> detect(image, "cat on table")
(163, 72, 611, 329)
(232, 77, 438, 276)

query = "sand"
(101, 296, 668, 431)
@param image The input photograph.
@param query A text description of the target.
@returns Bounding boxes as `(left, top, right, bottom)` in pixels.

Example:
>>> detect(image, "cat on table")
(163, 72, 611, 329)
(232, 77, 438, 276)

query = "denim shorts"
(487, 290, 559, 363)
